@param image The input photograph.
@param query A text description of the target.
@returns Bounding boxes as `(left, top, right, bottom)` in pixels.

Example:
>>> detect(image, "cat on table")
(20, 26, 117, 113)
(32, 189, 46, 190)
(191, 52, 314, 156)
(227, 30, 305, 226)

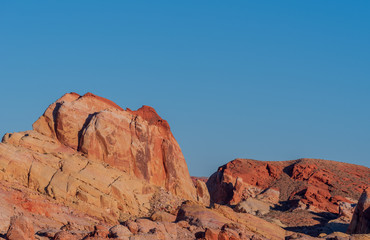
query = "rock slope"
(207, 158, 369, 213)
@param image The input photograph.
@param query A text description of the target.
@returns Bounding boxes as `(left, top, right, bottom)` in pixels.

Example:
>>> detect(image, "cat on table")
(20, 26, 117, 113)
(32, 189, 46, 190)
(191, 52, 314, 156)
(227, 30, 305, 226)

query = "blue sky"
(1, 1, 369, 176)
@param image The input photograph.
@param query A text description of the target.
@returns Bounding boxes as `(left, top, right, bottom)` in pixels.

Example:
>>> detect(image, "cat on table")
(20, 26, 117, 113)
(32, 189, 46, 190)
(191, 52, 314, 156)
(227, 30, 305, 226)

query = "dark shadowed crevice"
(52, 102, 62, 140)
(77, 112, 98, 151)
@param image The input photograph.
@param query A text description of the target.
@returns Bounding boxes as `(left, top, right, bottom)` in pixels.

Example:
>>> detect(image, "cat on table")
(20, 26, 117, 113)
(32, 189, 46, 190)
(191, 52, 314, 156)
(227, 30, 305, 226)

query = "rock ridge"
(207, 158, 369, 213)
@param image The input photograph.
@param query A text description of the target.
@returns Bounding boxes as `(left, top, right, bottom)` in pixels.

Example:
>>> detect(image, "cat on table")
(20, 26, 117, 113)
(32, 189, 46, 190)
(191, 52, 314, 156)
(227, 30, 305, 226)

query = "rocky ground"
(0, 92, 369, 240)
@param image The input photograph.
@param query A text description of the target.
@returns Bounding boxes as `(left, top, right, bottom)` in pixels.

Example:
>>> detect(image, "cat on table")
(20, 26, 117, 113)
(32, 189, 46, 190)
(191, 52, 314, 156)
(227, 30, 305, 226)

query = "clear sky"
(1, 1, 369, 176)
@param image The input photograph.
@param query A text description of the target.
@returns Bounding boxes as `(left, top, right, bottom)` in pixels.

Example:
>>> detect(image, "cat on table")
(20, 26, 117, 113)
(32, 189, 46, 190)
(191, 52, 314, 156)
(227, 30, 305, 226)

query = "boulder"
(124, 220, 138, 234)
(6, 215, 35, 240)
(150, 211, 176, 222)
(109, 225, 132, 238)
(347, 188, 370, 234)
(204, 228, 219, 240)
(339, 201, 356, 220)
(234, 198, 271, 216)
(135, 219, 158, 234)
(256, 188, 280, 204)
(90, 225, 109, 237)
(194, 179, 211, 206)
(175, 202, 230, 229)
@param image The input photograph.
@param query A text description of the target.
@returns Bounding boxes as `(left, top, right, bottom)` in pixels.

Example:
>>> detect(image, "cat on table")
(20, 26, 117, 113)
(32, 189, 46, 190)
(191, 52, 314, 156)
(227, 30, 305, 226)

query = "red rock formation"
(207, 158, 369, 213)
(347, 188, 370, 234)
(0, 92, 198, 228)
(31, 92, 195, 199)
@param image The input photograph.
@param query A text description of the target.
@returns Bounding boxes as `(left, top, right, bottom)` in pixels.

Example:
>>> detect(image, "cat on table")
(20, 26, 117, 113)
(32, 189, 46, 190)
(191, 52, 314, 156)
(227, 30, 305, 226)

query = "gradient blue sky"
(1, 1, 369, 176)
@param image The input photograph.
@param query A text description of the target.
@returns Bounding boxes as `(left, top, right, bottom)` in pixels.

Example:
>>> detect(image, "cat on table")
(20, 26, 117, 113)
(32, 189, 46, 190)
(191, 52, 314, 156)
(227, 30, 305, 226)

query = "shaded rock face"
(207, 158, 370, 213)
(347, 188, 370, 234)
(31, 92, 195, 199)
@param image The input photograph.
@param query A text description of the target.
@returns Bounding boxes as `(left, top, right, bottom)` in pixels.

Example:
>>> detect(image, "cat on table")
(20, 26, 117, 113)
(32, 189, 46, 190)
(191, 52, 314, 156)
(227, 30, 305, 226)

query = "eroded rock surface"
(1, 92, 369, 240)
(31, 92, 195, 199)
(0, 92, 197, 232)
(207, 158, 369, 214)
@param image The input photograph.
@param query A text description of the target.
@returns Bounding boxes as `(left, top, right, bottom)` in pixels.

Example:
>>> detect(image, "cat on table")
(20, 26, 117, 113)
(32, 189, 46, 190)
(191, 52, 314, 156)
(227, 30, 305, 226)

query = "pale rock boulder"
(194, 179, 211, 206)
(338, 201, 356, 220)
(234, 198, 271, 216)
(256, 188, 280, 204)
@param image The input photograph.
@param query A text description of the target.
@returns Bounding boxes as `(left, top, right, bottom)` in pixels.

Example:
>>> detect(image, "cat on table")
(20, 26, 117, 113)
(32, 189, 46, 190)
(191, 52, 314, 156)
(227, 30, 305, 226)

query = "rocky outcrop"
(0, 92, 197, 226)
(0, 131, 156, 223)
(31, 92, 195, 199)
(207, 158, 369, 214)
(176, 201, 286, 240)
(2, 92, 370, 240)
(347, 188, 370, 234)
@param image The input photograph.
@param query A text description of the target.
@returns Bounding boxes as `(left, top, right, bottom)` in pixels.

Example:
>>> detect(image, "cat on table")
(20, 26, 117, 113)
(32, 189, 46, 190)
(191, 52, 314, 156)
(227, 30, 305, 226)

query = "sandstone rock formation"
(32, 92, 196, 199)
(1, 92, 370, 240)
(207, 158, 369, 214)
(347, 188, 370, 234)
(0, 92, 199, 227)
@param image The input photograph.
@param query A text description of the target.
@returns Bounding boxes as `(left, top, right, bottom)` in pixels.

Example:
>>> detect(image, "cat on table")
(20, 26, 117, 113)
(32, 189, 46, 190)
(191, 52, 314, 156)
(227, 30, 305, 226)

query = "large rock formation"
(207, 158, 370, 214)
(32, 92, 195, 199)
(0, 92, 198, 227)
(347, 188, 370, 234)
(2, 92, 370, 239)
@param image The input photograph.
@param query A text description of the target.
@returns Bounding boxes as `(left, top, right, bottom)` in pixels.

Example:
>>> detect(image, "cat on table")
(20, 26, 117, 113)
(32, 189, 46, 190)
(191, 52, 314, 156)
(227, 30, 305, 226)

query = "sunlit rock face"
(207, 158, 369, 214)
(0, 92, 197, 226)
(32, 92, 196, 200)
